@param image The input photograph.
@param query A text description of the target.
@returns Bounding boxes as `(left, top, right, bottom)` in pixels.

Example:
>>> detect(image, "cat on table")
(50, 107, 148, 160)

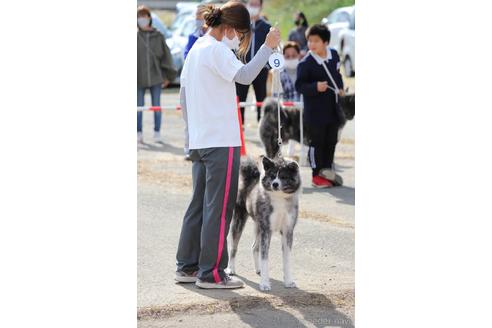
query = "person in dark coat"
(288, 11, 309, 57)
(236, 0, 271, 124)
(295, 24, 345, 188)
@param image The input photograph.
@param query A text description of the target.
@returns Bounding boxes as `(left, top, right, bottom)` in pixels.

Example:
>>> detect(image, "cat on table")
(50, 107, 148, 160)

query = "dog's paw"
(259, 282, 271, 292)
(225, 267, 235, 276)
(284, 281, 297, 288)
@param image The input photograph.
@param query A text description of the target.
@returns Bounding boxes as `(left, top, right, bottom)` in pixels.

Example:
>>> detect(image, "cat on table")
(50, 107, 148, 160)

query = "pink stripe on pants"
(212, 147, 234, 283)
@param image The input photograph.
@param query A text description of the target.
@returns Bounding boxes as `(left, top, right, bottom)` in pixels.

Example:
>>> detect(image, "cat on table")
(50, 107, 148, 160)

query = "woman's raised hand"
(265, 27, 281, 50)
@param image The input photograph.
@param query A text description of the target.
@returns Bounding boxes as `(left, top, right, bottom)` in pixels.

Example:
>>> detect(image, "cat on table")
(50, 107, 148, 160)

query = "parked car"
(321, 6, 354, 53)
(338, 11, 355, 77)
(150, 13, 183, 84)
(170, 2, 199, 32)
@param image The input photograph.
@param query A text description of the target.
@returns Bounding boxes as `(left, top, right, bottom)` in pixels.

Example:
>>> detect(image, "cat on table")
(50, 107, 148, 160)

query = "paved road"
(137, 88, 355, 327)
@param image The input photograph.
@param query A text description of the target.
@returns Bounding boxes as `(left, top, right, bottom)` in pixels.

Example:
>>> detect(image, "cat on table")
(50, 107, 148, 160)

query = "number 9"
(274, 59, 280, 67)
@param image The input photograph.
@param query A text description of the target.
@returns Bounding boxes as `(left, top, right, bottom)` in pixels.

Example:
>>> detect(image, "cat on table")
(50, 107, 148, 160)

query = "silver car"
(322, 6, 354, 54)
(150, 12, 183, 84)
(338, 11, 355, 77)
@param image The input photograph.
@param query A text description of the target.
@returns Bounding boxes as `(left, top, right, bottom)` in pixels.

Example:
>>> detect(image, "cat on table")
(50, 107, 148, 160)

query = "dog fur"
(259, 94, 355, 158)
(226, 156, 302, 291)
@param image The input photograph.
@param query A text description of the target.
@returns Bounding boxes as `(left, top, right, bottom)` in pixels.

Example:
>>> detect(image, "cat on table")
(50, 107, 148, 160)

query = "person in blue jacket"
(236, 0, 271, 124)
(295, 24, 345, 188)
(184, 4, 209, 60)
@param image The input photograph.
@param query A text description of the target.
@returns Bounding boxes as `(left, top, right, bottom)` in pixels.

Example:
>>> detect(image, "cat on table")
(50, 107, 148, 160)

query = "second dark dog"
(258, 94, 355, 158)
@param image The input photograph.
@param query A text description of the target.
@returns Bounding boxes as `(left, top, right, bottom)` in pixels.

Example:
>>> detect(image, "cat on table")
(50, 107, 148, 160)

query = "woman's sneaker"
(175, 270, 198, 283)
(312, 175, 333, 188)
(195, 274, 244, 289)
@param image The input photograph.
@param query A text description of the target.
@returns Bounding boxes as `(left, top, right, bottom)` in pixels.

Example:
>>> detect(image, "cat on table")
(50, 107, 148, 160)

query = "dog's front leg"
(282, 229, 296, 288)
(259, 229, 272, 291)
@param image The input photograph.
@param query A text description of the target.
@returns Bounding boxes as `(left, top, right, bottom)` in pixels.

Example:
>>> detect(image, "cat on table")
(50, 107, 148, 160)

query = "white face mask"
(137, 17, 150, 28)
(284, 58, 299, 70)
(195, 19, 204, 31)
(247, 5, 260, 17)
(222, 30, 240, 50)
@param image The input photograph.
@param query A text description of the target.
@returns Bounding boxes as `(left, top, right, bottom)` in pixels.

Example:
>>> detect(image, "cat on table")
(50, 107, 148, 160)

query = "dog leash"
(269, 27, 284, 160)
(272, 68, 283, 159)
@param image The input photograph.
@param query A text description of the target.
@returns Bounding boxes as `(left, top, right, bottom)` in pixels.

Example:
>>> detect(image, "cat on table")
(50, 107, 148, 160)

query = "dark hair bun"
(204, 6, 222, 27)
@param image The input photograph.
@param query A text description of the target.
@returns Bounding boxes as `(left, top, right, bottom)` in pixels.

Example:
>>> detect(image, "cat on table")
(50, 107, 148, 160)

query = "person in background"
(184, 4, 209, 60)
(295, 24, 344, 188)
(137, 6, 177, 144)
(183, 4, 208, 160)
(236, 0, 271, 125)
(279, 41, 301, 102)
(288, 12, 309, 57)
(279, 41, 302, 157)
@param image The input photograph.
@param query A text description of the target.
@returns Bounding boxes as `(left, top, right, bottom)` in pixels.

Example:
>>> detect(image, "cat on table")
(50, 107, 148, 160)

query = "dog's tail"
(260, 97, 279, 116)
(238, 157, 260, 200)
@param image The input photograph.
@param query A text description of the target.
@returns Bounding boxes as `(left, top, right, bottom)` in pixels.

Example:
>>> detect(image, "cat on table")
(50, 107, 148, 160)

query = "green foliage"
(262, 0, 355, 41)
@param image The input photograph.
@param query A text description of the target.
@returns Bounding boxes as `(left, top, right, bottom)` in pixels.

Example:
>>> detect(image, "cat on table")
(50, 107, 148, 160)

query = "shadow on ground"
(138, 141, 184, 156)
(176, 276, 354, 328)
(303, 186, 355, 206)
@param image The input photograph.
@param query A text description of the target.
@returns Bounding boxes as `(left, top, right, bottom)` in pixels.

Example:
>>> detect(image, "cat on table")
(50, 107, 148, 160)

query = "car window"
(151, 13, 172, 39)
(337, 12, 350, 23)
(349, 13, 355, 29)
(326, 9, 339, 24)
(171, 13, 187, 31)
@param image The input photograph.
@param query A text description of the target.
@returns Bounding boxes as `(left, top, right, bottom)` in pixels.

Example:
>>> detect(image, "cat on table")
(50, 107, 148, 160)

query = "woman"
(272, 41, 302, 158)
(288, 11, 309, 57)
(183, 4, 209, 59)
(236, 0, 271, 124)
(175, 1, 280, 289)
(279, 41, 302, 102)
(137, 6, 177, 143)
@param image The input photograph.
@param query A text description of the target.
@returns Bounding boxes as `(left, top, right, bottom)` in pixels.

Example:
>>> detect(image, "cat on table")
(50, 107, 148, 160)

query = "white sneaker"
(137, 132, 143, 144)
(195, 275, 244, 289)
(153, 131, 162, 143)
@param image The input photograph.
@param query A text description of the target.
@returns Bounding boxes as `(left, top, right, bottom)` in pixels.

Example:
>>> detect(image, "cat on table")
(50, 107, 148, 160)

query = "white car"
(321, 5, 354, 53)
(338, 12, 355, 77)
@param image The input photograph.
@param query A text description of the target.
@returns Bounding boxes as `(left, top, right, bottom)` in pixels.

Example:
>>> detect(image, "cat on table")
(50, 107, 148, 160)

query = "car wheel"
(344, 56, 354, 77)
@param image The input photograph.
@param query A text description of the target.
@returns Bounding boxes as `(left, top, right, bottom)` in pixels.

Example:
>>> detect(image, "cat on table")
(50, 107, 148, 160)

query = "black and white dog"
(259, 94, 355, 159)
(226, 156, 302, 291)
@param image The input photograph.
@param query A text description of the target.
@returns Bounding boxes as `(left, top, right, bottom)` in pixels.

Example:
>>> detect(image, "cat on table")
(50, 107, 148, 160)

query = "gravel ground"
(137, 84, 355, 327)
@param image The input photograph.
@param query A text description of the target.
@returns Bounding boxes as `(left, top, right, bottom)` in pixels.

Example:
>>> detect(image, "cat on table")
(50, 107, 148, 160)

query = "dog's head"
(260, 156, 301, 195)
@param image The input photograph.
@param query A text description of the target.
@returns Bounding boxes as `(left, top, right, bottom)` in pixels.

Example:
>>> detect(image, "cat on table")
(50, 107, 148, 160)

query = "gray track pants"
(176, 147, 240, 283)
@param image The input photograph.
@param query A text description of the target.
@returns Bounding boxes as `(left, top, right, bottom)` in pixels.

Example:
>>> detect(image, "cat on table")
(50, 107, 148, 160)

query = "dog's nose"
(272, 182, 279, 189)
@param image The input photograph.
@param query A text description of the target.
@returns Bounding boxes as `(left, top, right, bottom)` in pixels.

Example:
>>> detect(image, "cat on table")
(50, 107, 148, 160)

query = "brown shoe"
(175, 270, 198, 283)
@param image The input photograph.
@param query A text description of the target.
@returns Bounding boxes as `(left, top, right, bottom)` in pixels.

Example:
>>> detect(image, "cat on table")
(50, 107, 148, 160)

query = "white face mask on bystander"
(222, 30, 240, 50)
(247, 5, 260, 17)
(137, 17, 150, 28)
(284, 58, 299, 70)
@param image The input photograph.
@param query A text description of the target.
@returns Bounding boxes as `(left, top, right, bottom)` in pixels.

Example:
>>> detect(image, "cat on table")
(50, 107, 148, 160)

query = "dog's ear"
(262, 156, 275, 171)
(286, 161, 299, 173)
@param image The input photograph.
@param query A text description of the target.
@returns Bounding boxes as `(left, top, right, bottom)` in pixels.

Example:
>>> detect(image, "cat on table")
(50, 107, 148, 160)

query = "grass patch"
(263, 0, 355, 40)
